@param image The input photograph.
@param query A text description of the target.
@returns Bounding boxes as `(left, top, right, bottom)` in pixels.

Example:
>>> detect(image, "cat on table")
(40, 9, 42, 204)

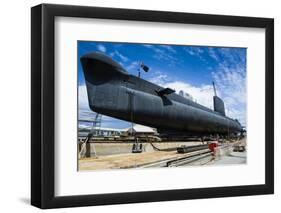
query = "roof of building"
(79, 123, 156, 133)
(127, 124, 156, 133)
(79, 125, 125, 132)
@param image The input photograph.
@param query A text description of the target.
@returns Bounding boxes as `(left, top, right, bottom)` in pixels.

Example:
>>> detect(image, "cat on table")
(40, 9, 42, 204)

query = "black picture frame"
(31, 3, 274, 209)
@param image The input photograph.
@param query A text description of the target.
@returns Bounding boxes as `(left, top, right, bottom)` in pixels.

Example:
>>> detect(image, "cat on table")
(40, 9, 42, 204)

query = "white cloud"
(184, 47, 206, 62)
(149, 75, 214, 109)
(160, 45, 177, 53)
(184, 47, 204, 55)
(78, 85, 89, 110)
(143, 44, 176, 54)
(165, 81, 214, 109)
(142, 44, 153, 48)
(126, 61, 139, 72)
(142, 44, 178, 66)
(97, 44, 106, 53)
(208, 47, 220, 61)
(110, 50, 129, 62)
(149, 73, 169, 85)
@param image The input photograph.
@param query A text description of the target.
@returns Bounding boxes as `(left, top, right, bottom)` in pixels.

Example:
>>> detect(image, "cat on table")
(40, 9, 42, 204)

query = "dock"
(78, 138, 246, 171)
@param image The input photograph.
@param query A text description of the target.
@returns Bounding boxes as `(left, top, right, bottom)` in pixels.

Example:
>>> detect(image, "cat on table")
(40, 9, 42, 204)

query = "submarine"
(80, 52, 242, 136)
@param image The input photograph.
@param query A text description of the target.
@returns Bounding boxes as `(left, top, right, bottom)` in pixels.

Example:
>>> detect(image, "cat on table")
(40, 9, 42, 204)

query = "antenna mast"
(138, 61, 141, 78)
(212, 81, 217, 96)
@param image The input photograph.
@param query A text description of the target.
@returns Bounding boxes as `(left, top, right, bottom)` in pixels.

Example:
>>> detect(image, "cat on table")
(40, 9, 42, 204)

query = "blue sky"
(78, 41, 247, 129)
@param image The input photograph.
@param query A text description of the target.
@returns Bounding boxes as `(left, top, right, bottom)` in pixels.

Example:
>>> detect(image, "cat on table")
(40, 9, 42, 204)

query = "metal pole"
(212, 81, 217, 96)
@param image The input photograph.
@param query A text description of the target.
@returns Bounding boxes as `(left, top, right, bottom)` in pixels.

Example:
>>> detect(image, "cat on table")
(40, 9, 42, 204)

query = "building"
(78, 125, 125, 139)
(126, 124, 157, 136)
(78, 124, 157, 140)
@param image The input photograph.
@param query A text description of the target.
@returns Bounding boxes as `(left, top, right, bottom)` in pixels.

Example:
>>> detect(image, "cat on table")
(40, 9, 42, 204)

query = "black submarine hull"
(81, 52, 242, 135)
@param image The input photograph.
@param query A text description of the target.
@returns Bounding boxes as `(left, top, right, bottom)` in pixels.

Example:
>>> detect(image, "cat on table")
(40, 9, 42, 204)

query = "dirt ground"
(79, 149, 208, 170)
